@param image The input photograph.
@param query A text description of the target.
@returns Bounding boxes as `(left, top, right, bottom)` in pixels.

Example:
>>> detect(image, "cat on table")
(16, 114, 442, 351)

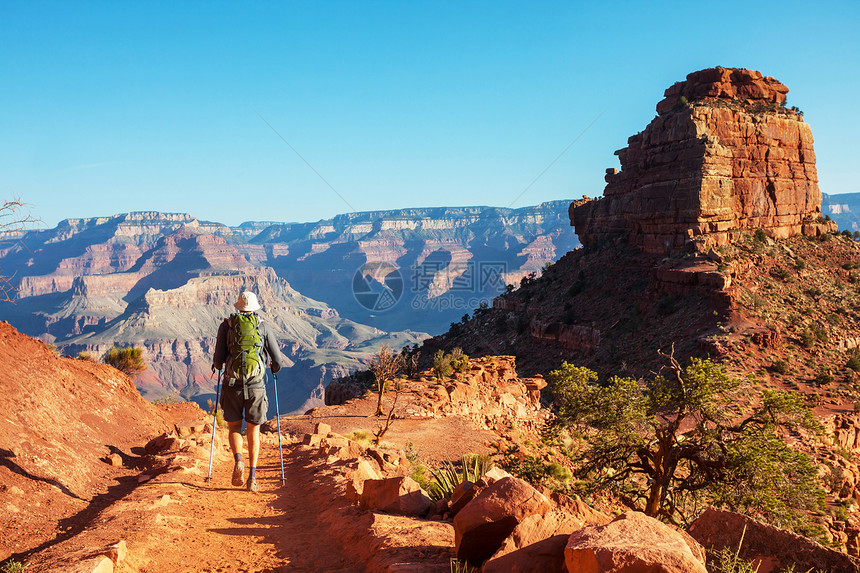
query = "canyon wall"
(1, 203, 576, 413)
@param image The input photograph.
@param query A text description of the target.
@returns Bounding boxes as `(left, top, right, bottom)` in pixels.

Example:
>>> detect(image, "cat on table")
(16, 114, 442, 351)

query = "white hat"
(234, 291, 261, 312)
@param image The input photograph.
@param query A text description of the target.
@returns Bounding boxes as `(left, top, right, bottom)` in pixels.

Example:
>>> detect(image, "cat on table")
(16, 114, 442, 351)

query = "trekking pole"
(206, 367, 222, 484)
(273, 370, 286, 486)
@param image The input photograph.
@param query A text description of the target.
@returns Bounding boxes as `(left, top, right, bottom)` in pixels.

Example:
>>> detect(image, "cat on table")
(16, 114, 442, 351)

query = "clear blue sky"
(2, 1, 858, 228)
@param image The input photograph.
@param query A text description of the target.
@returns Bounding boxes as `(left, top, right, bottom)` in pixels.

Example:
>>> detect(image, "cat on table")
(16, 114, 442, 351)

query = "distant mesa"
(572, 66, 835, 254)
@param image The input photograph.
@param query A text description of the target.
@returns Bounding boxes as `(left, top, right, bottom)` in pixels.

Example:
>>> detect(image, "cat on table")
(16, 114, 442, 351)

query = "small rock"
(360, 476, 432, 517)
(104, 540, 128, 565)
(314, 422, 332, 435)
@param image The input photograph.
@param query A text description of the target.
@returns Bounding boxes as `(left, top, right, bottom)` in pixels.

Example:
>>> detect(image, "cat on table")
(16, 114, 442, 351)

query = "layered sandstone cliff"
(573, 67, 832, 254)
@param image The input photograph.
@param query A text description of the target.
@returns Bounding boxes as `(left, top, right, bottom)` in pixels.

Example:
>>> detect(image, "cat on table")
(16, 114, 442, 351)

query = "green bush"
(433, 349, 454, 379)
(547, 462, 572, 482)
(449, 347, 470, 373)
(772, 267, 791, 280)
(102, 345, 147, 378)
(76, 351, 96, 362)
(800, 330, 816, 348)
(0, 560, 25, 573)
(847, 354, 860, 372)
(811, 325, 829, 343)
(754, 229, 768, 243)
(771, 360, 789, 375)
(812, 371, 834, 387)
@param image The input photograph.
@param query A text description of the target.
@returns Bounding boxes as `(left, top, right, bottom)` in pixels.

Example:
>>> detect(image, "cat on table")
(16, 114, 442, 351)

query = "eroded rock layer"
(573, 67, 829, 254)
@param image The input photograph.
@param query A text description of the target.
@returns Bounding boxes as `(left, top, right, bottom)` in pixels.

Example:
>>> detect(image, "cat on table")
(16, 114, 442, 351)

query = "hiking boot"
(246, 477, 259, 493)
(231, 461, 245, 487)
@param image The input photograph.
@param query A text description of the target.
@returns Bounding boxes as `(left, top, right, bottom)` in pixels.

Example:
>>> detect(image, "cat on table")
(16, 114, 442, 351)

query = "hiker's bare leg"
(227, 420, 244, 455)
(247, 422, 261, 468)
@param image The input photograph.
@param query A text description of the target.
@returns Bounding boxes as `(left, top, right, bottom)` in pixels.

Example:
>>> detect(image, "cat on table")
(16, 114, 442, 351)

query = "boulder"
(564, 511, 707, 573)
(454, 476, 553, 566)
(360, 476, 432, 517)
(688, 507, 860, 573)
(483, 508, 609, 573)
(449, 480, 476, 516)
(345, 458, 382, 501)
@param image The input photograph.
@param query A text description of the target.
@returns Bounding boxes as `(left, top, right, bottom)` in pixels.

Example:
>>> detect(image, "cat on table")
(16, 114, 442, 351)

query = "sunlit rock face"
(573, 67, 829, 254)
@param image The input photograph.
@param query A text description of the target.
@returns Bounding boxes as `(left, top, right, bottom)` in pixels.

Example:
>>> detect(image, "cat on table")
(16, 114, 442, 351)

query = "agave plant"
(427, 454, 493, 501)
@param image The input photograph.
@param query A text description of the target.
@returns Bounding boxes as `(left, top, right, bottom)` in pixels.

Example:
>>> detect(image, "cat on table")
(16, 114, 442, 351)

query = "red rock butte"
(572, 67, 832, 254)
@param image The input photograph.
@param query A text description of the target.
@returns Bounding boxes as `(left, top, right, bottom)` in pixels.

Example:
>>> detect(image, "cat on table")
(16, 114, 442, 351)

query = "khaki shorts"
(220, 377, 268, 425)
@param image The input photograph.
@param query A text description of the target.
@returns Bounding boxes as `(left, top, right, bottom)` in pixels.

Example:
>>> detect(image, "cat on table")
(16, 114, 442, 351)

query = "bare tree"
(372, 380, 401, 445)
(0, 199, 39, 302)
(369, 344, 404, 417)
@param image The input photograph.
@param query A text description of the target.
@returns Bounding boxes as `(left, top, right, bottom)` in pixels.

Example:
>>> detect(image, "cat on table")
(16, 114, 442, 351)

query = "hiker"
(212, 291, 285, 492)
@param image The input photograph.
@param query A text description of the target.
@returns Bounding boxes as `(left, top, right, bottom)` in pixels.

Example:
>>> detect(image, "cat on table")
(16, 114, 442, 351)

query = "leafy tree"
(102, 345, 148, 379)
(546, 347, 824, 527)
(368, 344, 403, 417)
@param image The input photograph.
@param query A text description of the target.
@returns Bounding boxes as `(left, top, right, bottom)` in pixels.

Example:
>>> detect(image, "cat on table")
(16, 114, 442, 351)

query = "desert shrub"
(754, 228, 768, 243)
(449, 559, 479, 573)
(433, 349, 454, 379)
(795, 258, 806, 271)
(206, 399, 227, 428)
(847, 353, 860, 372)
(800, 330, 816, 349)
(771, 360, 789, 375)
(449, 347, 470, 373)
(547, 462, 572, 482)
(832, 501, 851, 522)
(471, 301, 489, 318)
(0, 560, 26, 573)
(811, 325, 829, 343)
(812, 371, 834, 387)
(347, 430, 371, 446)
(76, 351, 96, 362)
(772, 267, 792, 280)
(494, 444, 548, 485)
(151, 391, 182, 405)
(842, 261, 860, 271)
(102, 345, 147, 378)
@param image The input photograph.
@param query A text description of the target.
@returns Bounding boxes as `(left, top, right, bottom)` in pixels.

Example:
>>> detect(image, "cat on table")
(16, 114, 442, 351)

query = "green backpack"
(226, 312, 264, 382)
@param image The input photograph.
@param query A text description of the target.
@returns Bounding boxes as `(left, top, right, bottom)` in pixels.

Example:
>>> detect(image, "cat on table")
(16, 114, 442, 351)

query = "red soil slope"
(0, 321, 171, 560)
